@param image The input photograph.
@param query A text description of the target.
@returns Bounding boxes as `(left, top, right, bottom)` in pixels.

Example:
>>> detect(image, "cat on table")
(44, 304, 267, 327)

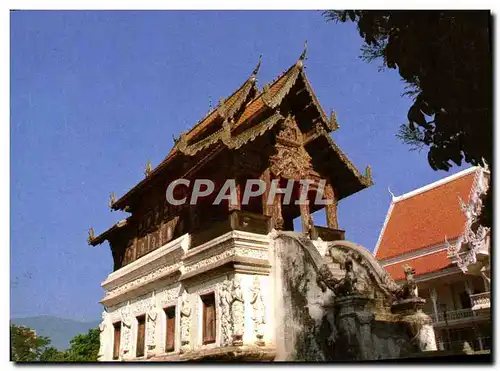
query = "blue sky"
(10, 10, 467, 321)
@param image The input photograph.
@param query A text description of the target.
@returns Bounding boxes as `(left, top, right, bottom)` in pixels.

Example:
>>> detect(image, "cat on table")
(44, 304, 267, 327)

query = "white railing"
(470, 292, 490, 310)
(430, 308, 475, 323)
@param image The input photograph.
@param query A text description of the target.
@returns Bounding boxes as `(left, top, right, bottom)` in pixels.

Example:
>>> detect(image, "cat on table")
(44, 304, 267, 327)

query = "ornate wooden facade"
(89, 48, 373, 272)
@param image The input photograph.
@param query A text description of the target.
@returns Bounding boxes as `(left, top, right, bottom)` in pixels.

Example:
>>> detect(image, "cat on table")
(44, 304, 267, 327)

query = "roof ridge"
(185, 73, 255, 136)
(392, 166, 478, 203)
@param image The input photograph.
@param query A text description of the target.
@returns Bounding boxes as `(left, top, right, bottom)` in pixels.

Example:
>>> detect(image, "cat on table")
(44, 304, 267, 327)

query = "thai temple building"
(90, 48, 441, 362)
(374, 166, 491, 353)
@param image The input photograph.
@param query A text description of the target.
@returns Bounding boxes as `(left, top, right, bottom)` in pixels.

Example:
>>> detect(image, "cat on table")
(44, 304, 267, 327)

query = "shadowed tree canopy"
(10, 325, 100, 362)
(324, 10, 492, 226)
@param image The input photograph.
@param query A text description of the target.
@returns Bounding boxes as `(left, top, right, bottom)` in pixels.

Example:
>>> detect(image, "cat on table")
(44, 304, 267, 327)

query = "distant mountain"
(10, 316, 100, 351)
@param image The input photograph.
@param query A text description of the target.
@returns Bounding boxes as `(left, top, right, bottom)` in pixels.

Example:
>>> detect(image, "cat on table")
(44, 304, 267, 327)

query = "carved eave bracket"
(89, 218, 130, 247)
(216, 97, 227, 119)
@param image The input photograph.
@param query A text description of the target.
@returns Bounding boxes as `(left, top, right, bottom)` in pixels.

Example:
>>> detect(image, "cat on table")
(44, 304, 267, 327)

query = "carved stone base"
(255, 335, 265, 346)
(255, 340, 265, 347)
(232, 334, 243, 346)
(180, 342, 190, 354)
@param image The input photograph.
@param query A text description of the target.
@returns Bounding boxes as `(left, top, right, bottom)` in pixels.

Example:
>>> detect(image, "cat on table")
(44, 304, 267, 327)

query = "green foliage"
(64, 328, 100, 362)
(325, 10, 491, 226)
(10, 324, 100, 362)
(10, 324, 51, 362)
(39, 347, 66, 362)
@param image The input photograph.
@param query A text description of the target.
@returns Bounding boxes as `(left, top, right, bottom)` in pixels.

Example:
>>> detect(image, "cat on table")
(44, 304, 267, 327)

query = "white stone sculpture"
(98, 311, 110, 361)
(180, 291, 192, 352)
(230, 277, 245, 346)
(250, 276, 266, 345)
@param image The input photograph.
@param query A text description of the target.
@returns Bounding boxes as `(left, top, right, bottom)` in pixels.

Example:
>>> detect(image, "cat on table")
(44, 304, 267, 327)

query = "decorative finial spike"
(252, 54, 262, 76)
(208, 96, 213, 111)
(109, 192, 117, 209)
(388, 187, 396, 200)
(365, 165, 372, 180)
(88, 227, 95, 244)
(145, 160, 153, 178)
(299, 40, 308, 61)
(481, 157, 489, 172)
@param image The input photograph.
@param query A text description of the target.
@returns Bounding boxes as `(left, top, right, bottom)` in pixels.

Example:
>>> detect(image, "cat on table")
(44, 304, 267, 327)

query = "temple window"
(136, 315, 146, 357)
(201, 293, 216, 344)
(113, 322, 121, 360)
(164, 306, 176, 352)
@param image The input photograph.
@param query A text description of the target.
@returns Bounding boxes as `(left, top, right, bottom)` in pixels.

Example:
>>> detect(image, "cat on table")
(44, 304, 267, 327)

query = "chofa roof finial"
(296, 40, 308, 70)
(252, 54, 262, 77)
(388, 187, 396, 200)
(299, 40, 308, 61)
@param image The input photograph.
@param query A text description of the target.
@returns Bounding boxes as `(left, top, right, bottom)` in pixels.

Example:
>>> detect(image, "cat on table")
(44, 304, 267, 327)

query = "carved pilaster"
(228, 181, 241, 211)
(272, 192, 284, 230)
(323, 182, 338, 229)
(298, 182, 312, 235)
(146, 292, 158, 355)
(179, 292, 192, 353)
(261, 169, 272, 217)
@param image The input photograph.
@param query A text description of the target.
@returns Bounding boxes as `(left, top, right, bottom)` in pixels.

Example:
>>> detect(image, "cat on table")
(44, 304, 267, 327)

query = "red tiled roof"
(383, 249, 454, 280)
(375, 169, 477, 260)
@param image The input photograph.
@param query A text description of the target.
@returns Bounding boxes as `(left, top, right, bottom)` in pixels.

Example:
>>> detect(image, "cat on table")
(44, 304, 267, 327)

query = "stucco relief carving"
(104, 262, 181, 298)
(180, 291, 192, 352)
(132, 294, 151, 316)
(158, 285, 182, 308)
(446, 166, 490, 274)
(120, 304, 132, 355)
(146, 292, 159, 348)
(234, 246, 268, 260)
(183, 249, 234, 274)
(250, 276, 266, 345)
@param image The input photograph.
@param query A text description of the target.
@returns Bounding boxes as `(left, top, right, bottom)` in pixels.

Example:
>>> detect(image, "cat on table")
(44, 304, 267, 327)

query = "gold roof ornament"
(145, 160, 153, 178)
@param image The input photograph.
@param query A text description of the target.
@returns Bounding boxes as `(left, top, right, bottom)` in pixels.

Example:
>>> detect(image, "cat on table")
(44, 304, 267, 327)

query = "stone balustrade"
(430, 308, 475, 324)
